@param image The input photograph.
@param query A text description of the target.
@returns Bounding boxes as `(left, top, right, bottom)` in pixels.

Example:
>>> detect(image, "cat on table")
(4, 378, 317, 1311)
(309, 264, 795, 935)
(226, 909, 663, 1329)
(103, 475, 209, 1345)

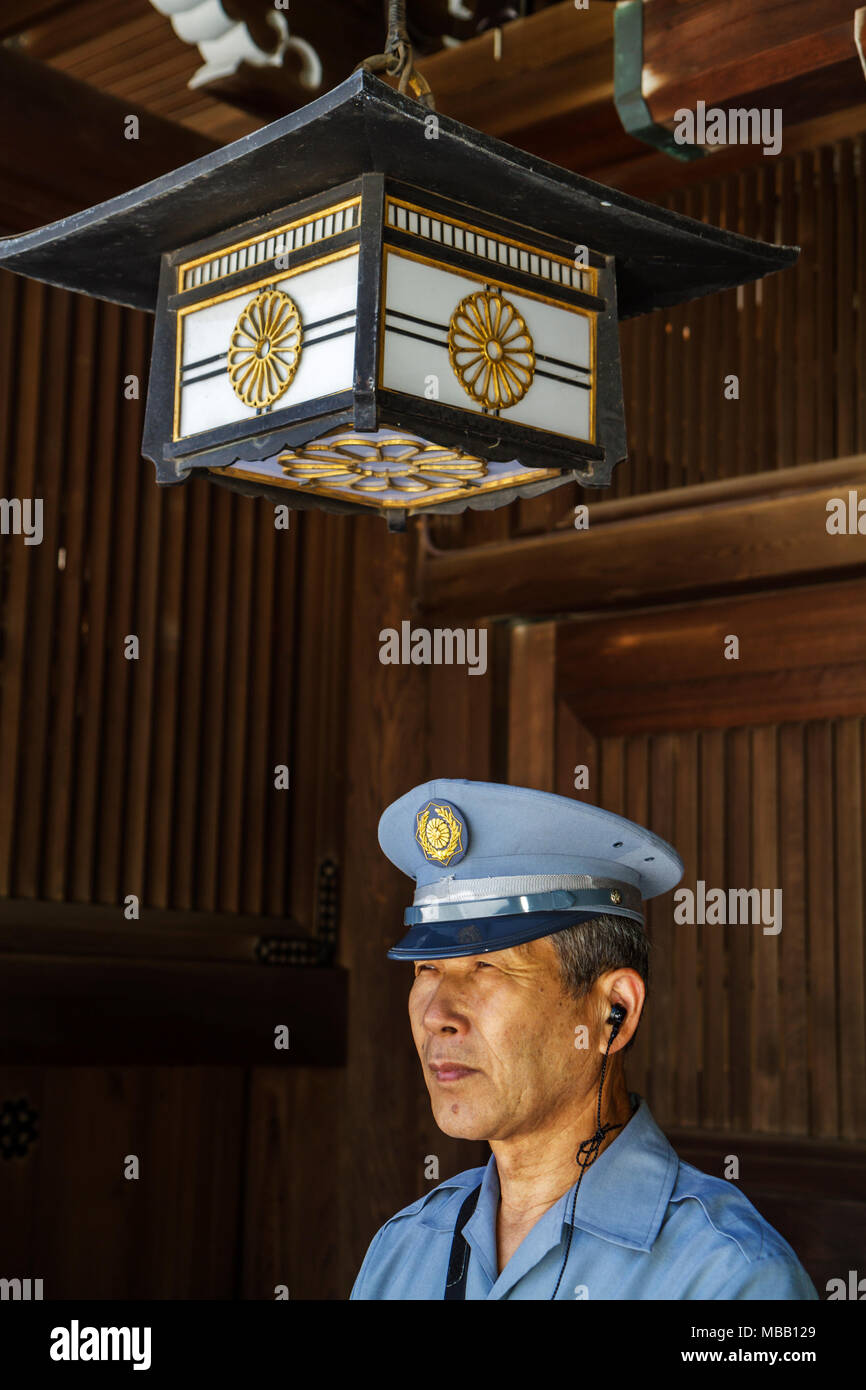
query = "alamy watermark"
(50, 1320, 151, 1371)
(673, 101, 782, 157)
(0, 498, 42, 546)
(379, 622, 487, 676)
(674, 880, 782, 935)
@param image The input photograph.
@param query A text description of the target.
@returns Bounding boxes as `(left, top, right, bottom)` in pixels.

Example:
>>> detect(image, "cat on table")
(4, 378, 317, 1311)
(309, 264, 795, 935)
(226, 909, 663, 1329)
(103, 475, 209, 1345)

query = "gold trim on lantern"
(384, 195, 599, 296)
(209, 430, 562, 511)
(176, 196, 362, 291)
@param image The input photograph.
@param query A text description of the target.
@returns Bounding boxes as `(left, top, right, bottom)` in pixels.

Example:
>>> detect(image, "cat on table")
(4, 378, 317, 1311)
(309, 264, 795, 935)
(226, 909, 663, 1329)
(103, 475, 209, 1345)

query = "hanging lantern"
(0, 8, 797, 530)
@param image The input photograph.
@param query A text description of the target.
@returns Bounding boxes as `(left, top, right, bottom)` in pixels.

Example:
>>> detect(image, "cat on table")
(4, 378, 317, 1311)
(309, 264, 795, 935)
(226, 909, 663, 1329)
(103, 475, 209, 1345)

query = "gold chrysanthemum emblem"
(415, 801, 465, 866)
(227, 289, 302, 409)
(448, 289, 535, 410)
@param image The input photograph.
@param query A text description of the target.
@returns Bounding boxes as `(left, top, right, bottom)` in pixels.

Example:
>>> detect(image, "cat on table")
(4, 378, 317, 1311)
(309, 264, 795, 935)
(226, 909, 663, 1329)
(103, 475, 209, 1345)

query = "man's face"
(409, 938, 596, 1142)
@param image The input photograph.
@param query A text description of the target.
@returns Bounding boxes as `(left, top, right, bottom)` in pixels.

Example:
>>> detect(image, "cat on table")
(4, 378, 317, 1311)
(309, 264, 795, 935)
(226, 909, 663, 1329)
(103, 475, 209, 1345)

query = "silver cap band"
(404, 875, 643, 926)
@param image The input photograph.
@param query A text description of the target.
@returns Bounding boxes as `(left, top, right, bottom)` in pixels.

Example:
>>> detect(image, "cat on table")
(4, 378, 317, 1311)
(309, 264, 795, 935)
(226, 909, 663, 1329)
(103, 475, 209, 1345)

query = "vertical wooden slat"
(171, 481, 211, 910)
(42, 293, 98, 900)
(815, 146, 836, 463)
(726, 726, 752, 1129)
(779, 723, 809, 1134)
(122, 380, 163, 902)
(289, 511, 353, 933)
(647, 304, 666, 494)
(703, 179, 725, 484)
(794, 150, 817, 465)
(631, 315, 650, 497)
(95, 309, 145, 904)
(429, 620, 495, 784)
(738, 169, 758, 478)
(195, 485, 232, 912)
(69, 300, 122, 902)
(14, 285, 70, 896)
(665, 190, 685, 494)
(507, 622, 555, 788)
(648, 733, 675, 1123)
(599, 735, 624, 816)
(624, 735, 650, 1101)
(146, 480, 188, 909)
(699, 729, 728, 1128)
(240, 503, 277, 915)
(681, 184, 702, 490)
(777, 156, 797, 469)
(0, 280, 46, 895)
(806, 721, 838, 1135)
(835, 142, 855, 459)
(857, 136, 866, 453)
(555, 698, 597, 804)
(265, 499, 299, 917)
(219, 496, 255, 913)
(0, 271, 22, 503)
(835, 719, 866, 1138)
(674, 731, 699, 1124)
(755, 162, 778, 473)
(750, 724, 780, 1131)
(614, 321, 634, 500)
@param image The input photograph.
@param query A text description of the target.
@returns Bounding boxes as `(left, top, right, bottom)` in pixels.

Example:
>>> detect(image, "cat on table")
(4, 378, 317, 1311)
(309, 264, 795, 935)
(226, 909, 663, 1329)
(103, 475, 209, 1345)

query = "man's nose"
(421, 979, 469, 1034)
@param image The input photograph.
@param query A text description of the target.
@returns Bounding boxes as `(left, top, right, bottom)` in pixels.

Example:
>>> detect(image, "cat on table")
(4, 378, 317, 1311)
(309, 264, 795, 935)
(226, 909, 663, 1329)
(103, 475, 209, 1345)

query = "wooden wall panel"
(550, 720, 866, 1143)
(0, 273, 325, 928)
(428, 133, 865, 547)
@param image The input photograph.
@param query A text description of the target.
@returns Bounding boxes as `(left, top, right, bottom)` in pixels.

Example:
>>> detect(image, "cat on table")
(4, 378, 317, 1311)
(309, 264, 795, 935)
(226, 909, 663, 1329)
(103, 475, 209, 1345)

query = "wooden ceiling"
(1, 0, 865, 235)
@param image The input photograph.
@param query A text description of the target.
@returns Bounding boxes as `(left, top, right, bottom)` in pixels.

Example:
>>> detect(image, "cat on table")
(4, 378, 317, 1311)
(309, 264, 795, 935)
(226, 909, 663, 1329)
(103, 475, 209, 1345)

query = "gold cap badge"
(415, 800, 467, 867)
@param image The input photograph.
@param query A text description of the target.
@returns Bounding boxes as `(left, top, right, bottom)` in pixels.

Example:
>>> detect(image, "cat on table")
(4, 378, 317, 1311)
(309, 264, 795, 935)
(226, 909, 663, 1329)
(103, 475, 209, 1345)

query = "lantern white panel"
(506, 372, 592, 439)
(381, 249, 595, 443)
(176, 251, 359, 439)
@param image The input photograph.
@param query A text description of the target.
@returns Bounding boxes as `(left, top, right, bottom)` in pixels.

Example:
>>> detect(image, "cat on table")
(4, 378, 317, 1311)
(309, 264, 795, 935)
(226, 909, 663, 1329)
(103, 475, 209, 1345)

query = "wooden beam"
(417, 3, 614, 139)
(0, 48, 217, 233)
(418, 457, 866, 623)
(642, 0, 863, 130)
(556, 577, 866, 734)
(413, 0, 866, 194)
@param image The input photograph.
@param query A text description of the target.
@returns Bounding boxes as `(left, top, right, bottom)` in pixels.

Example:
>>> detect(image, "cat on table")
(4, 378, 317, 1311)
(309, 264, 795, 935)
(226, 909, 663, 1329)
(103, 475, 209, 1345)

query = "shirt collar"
(562, 1093, 679, 1251)
(419, 1094, 678, 1256)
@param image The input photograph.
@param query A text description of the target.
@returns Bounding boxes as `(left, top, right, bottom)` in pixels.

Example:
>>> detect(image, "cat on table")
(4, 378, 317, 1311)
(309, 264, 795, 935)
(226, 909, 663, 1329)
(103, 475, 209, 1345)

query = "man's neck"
(490, 1075, 635, 1273)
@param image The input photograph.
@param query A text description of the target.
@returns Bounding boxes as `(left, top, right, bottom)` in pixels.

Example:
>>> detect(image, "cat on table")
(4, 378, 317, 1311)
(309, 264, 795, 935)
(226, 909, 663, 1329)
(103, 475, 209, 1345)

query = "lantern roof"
(0, 70, 796, 318)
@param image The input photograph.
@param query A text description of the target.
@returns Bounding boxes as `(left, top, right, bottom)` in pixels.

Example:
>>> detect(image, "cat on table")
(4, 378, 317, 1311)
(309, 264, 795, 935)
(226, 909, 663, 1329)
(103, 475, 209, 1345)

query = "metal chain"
(355, 0, 436, 110)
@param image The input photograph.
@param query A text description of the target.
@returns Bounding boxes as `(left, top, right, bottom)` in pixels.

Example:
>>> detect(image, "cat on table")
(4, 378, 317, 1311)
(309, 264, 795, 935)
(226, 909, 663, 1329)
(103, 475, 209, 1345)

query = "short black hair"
(547, 914, 649, 1052)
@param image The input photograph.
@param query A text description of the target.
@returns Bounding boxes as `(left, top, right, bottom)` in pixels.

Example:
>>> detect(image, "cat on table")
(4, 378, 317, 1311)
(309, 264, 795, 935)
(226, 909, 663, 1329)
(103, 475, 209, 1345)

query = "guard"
(350, 778, 818, 1301)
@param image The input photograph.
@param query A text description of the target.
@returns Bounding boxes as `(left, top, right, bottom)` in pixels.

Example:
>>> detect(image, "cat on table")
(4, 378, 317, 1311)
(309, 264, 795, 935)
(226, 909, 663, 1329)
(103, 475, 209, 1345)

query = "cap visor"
(386, 909, 637, 961)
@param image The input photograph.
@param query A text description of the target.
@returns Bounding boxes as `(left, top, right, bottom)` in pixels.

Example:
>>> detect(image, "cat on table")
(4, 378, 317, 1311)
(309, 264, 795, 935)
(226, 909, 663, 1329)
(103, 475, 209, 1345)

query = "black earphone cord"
(549, 1010, 625, 1300)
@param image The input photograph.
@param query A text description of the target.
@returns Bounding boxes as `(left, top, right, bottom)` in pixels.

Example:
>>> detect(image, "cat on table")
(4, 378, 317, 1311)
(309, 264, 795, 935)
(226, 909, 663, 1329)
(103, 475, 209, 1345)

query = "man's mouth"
(430, 1063, 478, 1083)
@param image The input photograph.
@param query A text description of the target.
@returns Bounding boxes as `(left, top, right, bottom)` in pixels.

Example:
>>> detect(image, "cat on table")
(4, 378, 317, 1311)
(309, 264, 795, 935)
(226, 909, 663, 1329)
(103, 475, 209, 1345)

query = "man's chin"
(429, 1100, 491, 1141)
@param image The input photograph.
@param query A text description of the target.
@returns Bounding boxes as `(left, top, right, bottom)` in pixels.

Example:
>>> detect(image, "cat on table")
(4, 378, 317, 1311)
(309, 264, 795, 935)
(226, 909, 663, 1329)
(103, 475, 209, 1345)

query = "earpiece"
(608, 1003, 626, 1029)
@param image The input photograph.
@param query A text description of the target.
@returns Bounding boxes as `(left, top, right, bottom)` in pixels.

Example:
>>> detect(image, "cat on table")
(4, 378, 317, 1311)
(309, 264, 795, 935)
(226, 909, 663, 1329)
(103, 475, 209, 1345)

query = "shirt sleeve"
(349, 1224, 387, 1300)
(713, 1255, 820, 1301)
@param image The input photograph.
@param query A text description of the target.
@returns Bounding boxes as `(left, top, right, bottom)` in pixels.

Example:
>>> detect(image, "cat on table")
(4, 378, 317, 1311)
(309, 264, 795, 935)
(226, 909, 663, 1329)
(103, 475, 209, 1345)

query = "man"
(351, 778, 818, 1301)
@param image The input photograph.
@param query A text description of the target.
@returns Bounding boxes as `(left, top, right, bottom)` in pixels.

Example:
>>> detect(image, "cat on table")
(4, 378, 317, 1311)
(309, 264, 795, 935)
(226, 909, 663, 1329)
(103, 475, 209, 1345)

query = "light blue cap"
(378, 778, 683, 960)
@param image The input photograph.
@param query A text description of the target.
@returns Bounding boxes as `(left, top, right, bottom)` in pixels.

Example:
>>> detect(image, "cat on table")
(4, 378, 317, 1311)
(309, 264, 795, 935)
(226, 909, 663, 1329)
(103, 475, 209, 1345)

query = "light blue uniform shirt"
(351, 1096, 819, 1300)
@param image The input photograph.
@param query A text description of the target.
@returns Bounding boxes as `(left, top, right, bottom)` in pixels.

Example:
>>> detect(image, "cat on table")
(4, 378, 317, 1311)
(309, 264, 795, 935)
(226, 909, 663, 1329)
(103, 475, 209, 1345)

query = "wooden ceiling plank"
(0, 48, 216, 233)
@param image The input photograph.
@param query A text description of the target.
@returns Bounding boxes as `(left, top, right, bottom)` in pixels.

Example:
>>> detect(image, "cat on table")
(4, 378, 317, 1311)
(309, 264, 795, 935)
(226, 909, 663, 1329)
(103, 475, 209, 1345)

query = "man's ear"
(597, 969, 645, 1054)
